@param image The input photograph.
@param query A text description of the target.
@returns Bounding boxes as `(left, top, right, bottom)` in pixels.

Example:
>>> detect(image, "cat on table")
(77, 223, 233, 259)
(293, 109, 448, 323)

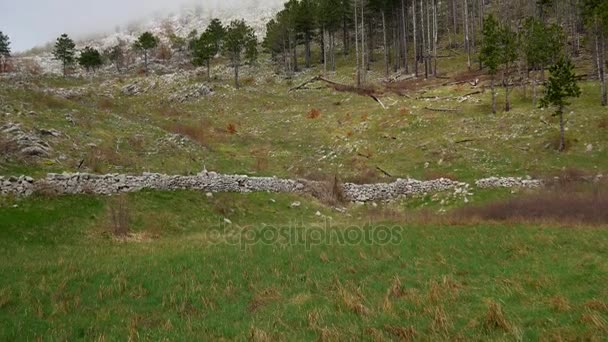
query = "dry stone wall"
(0, 171, 546, 202)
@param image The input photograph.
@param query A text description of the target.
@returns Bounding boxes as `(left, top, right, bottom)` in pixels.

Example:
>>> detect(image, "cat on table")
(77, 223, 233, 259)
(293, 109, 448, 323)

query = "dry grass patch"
(107, 194, 130, 238)
(483, 301, 512, 333)
(455, 187, 608, 226)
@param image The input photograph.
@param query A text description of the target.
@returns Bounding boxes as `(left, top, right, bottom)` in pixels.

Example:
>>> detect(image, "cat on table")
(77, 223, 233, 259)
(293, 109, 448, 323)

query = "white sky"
(0, 0, 267, 52)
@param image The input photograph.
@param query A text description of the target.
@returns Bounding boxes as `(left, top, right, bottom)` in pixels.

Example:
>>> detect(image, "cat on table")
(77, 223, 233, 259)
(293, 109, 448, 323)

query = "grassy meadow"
(1, 50, 607, 340)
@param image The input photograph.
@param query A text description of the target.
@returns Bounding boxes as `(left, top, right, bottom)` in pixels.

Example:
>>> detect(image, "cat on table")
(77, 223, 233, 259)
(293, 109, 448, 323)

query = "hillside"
(1, 0, 607, 340)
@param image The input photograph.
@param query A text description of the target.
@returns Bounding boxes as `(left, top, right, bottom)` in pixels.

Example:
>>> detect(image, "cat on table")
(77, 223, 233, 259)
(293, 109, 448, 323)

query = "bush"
(108, 194, 130, 237)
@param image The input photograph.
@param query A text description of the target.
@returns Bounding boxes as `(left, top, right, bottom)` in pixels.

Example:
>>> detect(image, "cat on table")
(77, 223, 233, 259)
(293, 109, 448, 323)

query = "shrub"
(307, 108, 321, 119)
(227, 123, 237, 134)
(108, 194, 130, 237)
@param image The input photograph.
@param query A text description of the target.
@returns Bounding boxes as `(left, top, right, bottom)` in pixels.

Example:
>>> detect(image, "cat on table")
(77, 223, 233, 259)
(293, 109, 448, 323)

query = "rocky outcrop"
(1, 122, 53, 157)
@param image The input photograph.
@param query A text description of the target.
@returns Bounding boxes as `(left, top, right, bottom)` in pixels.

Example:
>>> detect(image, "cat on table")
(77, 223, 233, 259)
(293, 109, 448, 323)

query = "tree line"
(262, 0, 607, 105)
(0, 18, 257, 88)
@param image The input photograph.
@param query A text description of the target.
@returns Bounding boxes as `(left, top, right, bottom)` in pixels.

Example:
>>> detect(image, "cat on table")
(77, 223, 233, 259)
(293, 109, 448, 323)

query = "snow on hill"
(18, 0, 284, 75)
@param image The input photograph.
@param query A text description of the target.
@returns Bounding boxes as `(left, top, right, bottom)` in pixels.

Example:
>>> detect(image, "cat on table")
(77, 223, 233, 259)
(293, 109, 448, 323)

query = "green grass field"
(1, 192, 607, 340)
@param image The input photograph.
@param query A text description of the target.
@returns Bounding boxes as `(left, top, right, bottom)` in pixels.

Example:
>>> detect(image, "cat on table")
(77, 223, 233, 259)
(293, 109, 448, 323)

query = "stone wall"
(0, 172, 545, 202)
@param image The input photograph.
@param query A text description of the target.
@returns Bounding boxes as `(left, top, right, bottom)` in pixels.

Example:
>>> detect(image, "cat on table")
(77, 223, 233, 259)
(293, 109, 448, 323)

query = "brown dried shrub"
(97, 98, 115, 111)
(301, 175, 346, 206)
(226, 123, 237, 134)
(108, 194, 130, 238)
(307, 108, 321, 119)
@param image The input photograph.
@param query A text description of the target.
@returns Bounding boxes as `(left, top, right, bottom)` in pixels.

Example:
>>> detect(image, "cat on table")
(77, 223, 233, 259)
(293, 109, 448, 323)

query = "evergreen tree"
(540, 57, 581, 152)
(295, 0, 317, 68)
(523, 18, 564, 105)
(52, 34, 76, 76)
(223, 20, 257, 89)
(78, 46, 103, 73)
(191, 31, 216, 80)
(133, 32, 158, 75)
(318, 0, 342, 71)
(480, 15, 501, 114)
(206, 19, 227, 54)
(107, 40, 127, 73)
(500, 24, 519, 112)
(0, 31, 10, 73)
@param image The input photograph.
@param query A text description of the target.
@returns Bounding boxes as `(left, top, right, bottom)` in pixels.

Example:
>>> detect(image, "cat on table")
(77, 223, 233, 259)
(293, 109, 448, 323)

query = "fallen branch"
(424, 106, 459, 112)
(455, 139, 476, 144)
(291, 75, 387, 109)
(376, 166, 393, 177)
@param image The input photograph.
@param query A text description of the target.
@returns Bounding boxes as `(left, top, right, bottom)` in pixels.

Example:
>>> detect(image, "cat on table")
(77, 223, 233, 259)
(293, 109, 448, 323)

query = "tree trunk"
(558, 106, 565, 152)
(305, 31, 311, 68)
(292, 32, 299, 72)
(600, 29, 607, 106)
(207, 59, 211, 81)
(320, 28, 326, 65)
(532, 74, 538, 107)
(432, 0, 438, 77)
(323, 26, 328, 75)
(331, 31, 336, 71)
(491, 76, 496, 114)
(144, 50, 149, 76)
(452, 0, 458, 35)
(420, 0, 427, 78)
(402, 0, 408, 73)
(361, 1, 367, 82)
(355, 0, 361, 87)
(505, 68, 511, 112)
(412, 0, 418, 77)
(464, 0, 471, 71)
(382, 11, 389, 78)
(426, 0, 432, 76)
(343, 16, 349, 56)
(234, 57, 240, 89)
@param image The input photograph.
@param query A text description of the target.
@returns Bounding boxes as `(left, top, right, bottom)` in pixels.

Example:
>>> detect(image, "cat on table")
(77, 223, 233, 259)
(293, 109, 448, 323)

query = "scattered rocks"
(45, 87, 87, 99)
(121, 80, 156, 96)
(168, 83, 213, 103)
(1, 123, 52, 157)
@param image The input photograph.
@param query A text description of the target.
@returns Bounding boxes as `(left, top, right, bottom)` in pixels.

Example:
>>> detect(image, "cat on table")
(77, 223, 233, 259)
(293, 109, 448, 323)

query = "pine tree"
(107, 40, 127, 73)
(223, 20, 257, 89)
(191, 31, 216, 80)
(500, 24, 519, 112)
(78, 47, 103, 73)
(133, 32, 158, 75)
(0, 31, 10, 73)
(540, 57, 581, 152)
(296, 0, 317, 68)
(523, 18, 564, 105)
(480, 15, 501, 114)
(53, 34, 76, 77)
(206, 19, 227, 54)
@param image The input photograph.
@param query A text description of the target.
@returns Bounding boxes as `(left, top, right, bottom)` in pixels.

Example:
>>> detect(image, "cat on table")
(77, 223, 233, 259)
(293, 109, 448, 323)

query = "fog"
(0, 0, 274, 52)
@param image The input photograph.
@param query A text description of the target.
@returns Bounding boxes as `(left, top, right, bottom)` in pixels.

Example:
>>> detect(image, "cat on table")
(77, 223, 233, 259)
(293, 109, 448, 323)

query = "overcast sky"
(0, 0, 256, 52)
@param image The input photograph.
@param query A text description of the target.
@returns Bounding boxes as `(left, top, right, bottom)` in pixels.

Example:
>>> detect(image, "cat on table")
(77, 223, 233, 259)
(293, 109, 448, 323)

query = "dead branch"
(424, 106, 460, 112)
